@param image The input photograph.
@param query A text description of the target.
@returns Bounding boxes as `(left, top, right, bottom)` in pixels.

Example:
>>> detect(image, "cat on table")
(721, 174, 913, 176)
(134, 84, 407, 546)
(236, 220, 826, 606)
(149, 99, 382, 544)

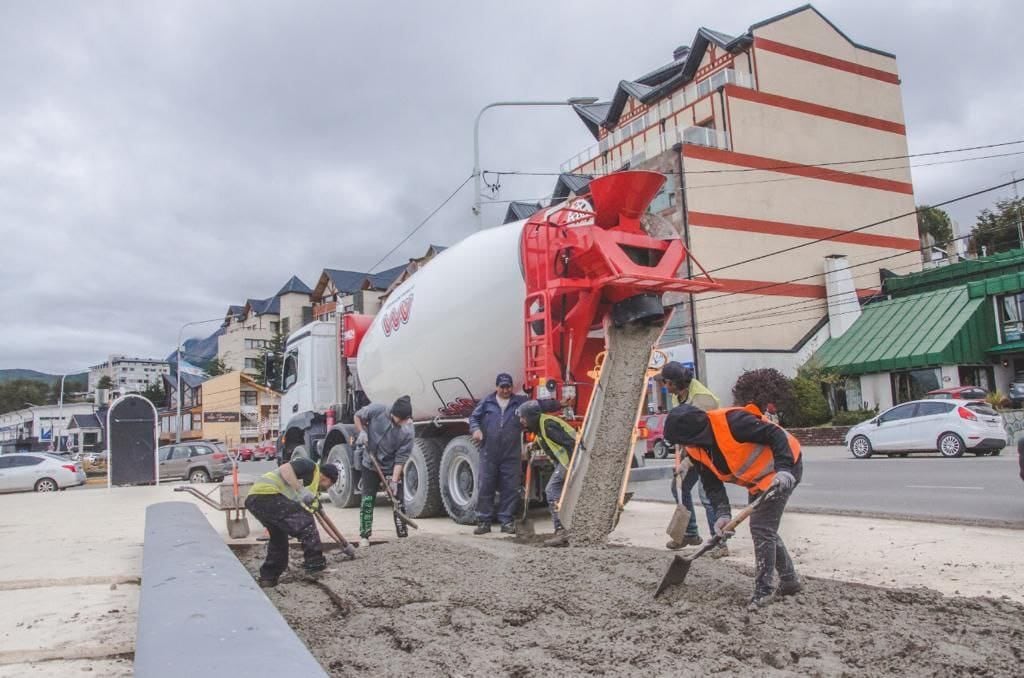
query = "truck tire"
(403, 437, 443, 519)
(439, 436, 480, 525)
(325, 444, 361, 508)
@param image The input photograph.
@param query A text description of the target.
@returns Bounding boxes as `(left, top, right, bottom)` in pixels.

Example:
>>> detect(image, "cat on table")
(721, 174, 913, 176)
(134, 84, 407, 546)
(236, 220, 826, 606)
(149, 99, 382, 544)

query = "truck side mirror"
(264, 354, 279, 388)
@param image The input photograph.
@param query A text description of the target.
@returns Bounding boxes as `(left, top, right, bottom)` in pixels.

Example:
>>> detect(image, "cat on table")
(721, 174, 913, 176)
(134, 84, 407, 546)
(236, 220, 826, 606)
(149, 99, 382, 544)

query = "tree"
(0, 379, 51, 415)
(916, 205, 954, 247)
(968, 196, 1024, 256)
(141, 380, 166, 406)
(204, 357, 228, 377)
(732, 368, 795, 414)
(97, 375, 114, 391)
(788, 376, 832, 427)
(254, 326, 287, 389)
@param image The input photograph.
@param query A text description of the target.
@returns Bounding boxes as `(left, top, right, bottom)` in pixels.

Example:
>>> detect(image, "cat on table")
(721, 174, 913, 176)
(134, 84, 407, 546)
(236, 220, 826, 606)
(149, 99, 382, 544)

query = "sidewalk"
(0, 484, 1021, 675)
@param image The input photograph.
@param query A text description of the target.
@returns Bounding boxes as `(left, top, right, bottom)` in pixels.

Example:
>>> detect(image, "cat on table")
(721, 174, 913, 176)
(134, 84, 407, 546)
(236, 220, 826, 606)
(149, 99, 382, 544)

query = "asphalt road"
(630, 446, 1024, 527)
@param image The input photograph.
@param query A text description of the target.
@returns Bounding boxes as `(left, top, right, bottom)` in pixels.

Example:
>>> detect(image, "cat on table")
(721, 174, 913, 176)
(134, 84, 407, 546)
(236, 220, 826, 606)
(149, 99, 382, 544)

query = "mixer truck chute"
(276, 170, 720, 530)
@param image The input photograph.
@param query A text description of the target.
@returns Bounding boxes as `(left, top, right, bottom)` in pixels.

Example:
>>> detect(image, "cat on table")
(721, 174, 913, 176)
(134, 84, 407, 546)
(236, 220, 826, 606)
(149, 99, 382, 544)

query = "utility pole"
(1012, 171, 1023, 250)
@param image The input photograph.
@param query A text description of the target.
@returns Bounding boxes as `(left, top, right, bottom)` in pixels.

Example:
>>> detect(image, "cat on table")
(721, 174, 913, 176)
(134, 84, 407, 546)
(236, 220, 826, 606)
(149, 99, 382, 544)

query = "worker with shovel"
(654, 362, 723, 554)
(352, 395, 414, 549)
(517, 400, 578, 547)
(663, 403, 803, 610)
(245, 459, 341, 587)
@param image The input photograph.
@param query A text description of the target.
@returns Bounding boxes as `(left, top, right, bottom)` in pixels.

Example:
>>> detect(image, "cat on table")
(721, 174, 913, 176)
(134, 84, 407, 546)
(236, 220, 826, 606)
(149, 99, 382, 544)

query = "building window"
(281, 318, 290, 336)
(269, 321, 280, 334)
(890, 368, 941, 404)
(999, 293, 1024, 342)
(241, 391, 258, 406)
(958, 366, 994, 391)
(244, 358, 259, 370)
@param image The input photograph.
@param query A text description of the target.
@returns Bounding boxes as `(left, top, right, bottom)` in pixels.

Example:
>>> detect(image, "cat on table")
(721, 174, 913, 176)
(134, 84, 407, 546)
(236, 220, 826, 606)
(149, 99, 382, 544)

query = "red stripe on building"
(754, 37, 901, 84)
(713, 277, 877, 298)
(684, 145, 914, 194)
(688, 211, 920, 250)
(725, 85, 905, 135)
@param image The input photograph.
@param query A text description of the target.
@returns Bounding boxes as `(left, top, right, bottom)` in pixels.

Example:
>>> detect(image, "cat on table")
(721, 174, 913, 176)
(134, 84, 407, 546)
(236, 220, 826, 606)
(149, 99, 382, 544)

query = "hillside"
(0, 369, 88, 385)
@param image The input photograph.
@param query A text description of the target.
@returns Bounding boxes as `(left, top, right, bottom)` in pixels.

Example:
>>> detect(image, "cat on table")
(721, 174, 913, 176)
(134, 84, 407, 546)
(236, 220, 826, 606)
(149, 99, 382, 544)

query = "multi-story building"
(218, 276, 314, 375)
(0, 403, 96, 453)
(159, 372, 207, 443)
(562, 5, 921, 399)
(199, 371, 280, 447)
(87, 356, 170, 395)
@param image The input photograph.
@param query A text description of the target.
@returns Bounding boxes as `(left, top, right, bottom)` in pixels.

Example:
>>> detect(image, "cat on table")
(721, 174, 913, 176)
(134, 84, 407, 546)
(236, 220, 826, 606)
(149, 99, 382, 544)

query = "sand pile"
(242, 535, 1024, 677)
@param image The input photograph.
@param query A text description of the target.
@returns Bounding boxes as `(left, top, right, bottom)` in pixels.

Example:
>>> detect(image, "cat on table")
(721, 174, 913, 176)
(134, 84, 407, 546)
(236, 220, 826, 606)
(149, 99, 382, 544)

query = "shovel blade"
(654, 555, 692, 598)
(226, 517, 250, 540)
(666, 505, 692, 543)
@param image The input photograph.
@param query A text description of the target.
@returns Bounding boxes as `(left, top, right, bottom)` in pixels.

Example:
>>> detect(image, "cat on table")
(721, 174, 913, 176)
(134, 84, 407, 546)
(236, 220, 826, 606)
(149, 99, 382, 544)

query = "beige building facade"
(564, 5, 921, 399)
(218, 276, 313, 375)
(200, 371, 280, 447)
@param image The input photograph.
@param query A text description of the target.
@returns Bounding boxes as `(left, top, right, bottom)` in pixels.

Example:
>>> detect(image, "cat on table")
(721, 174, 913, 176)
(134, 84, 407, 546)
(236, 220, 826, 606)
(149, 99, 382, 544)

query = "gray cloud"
(2, 1, 1022, 372)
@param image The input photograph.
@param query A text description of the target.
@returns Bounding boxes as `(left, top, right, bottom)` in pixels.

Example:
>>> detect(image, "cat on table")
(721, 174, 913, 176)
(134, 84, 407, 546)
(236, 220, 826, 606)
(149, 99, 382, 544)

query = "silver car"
(0, 453, 88, 493)
(845, 399, 1006, 459)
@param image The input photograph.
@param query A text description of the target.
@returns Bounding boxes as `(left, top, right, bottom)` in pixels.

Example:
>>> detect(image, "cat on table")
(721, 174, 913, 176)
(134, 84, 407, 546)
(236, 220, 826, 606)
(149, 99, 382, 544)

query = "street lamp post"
(56, 374, 66, 452)
(472, 97, 598, 228)
(176, 317, 225, 443)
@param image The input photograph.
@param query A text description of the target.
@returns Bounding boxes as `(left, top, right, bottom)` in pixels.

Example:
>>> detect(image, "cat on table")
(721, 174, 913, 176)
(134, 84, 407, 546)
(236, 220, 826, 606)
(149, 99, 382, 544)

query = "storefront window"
(891, 368, 941, 403)
(999, 293, 1024, 342)
(958, 366, 994, 391)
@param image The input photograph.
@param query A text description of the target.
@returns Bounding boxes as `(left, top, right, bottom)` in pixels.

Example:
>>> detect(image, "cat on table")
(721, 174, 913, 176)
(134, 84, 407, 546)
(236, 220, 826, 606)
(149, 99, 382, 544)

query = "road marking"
(905, 484, 984, 490)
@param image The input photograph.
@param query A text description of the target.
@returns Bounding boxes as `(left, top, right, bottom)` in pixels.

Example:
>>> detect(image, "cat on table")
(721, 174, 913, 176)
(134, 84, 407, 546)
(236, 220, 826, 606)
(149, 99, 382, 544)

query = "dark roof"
(551, 174, 593, 203)
(226, 304, 244, 319)
(276, 275, 312, 296)
(245, 296, 280, 316)
(68, 414, 101, 430)
(504, 201, 542, 224)
(323, 269, 373, 295)
(367, 264, 408, 290)
(573, 5, 892, 139)
(181, 373, 208, 389)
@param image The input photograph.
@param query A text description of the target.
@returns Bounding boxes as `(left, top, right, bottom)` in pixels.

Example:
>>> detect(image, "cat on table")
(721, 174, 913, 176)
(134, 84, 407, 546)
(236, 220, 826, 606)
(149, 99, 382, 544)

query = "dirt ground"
(241, 535, 1024, 677)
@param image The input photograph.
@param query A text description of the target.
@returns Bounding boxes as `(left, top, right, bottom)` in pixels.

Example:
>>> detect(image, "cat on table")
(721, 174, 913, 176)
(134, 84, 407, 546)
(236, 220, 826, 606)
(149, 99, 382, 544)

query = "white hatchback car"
(0, 453, 88, 492)
(845, 399, 1006, 459)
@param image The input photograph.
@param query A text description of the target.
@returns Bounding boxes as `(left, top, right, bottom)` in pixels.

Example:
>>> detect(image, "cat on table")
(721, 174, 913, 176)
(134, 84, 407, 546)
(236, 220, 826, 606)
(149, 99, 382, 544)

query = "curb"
(134, 502, 326, 677)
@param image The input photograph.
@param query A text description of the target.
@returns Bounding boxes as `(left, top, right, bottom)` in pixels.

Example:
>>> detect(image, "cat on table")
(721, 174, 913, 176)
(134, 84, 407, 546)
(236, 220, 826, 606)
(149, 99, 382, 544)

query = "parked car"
(1010, 373, 1024, 408)
(638, 414, 670, 459)
(925, 386, 987, 401)
(233, 446, 254, 462)
(845, 399, 1006, 459)
(157, 441, 230, 483)
(253, 442, 276, 461)
(0, 453, 87, 493)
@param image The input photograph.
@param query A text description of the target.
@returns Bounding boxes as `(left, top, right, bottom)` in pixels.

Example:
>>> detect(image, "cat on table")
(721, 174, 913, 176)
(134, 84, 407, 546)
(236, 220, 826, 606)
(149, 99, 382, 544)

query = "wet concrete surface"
(241, 534, 1024, 677)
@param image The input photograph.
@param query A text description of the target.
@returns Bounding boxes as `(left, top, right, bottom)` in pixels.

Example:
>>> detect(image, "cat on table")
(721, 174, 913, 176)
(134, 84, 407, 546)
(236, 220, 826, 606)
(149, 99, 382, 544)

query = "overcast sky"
(3, 0, 1022, 373)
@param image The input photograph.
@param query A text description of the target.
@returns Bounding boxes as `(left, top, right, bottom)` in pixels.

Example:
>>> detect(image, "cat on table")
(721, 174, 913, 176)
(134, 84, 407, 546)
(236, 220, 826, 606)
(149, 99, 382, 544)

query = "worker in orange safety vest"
(664, 403, 804, 611)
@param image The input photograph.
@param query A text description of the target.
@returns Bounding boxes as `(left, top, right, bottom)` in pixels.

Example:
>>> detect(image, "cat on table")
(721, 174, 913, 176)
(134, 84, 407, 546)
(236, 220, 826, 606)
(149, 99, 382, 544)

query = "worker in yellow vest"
(664, 403, 803, 611)
(517, 400, 578, 547)
(245, 459, 340, 587)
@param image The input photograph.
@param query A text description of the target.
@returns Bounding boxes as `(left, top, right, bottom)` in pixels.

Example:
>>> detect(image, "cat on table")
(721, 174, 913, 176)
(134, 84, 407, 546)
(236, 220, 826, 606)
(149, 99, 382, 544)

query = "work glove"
(713, 515, 734, 539)
(299, 488, 316, 508)
(353, 431, 368, 447)
(771, 470, 796, 494)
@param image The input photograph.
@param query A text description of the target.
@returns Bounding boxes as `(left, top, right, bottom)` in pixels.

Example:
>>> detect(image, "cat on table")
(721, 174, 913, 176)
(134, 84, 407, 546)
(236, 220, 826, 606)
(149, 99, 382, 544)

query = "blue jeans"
(546, 463, 567, 530)
(669, 465, 716, 538)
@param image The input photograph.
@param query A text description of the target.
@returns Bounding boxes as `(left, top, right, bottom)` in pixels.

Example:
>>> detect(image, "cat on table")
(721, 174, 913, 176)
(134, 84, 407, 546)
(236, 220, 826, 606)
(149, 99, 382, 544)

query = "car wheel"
(898, 453, 909, 458)
(850, 435, 873, 459)
(991, 449, 1003, 456)
(937, 432, 965, 458)
(189, 468, 211, 483)
(652, 440, 670, 460)
(34, 477, 59, 492)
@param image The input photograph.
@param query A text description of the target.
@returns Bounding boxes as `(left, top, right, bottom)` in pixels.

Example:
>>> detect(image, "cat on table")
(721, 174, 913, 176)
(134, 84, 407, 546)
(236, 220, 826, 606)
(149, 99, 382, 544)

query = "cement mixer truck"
(275, 170, 719, 525)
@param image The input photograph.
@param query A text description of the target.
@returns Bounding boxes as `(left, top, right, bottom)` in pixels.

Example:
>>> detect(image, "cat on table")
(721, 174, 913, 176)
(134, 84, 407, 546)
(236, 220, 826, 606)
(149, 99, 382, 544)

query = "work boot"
(500, 522, 517, 535)
(747, 592, 775, 612)
(542, 528, 569, 547)
(473, 522, 492, 535)
(359, 537, 371, 549)
(304, 556, 328, 574)
(258, 577, 279, 588)
(666, 534, 703, 550)
(708, 544, 730, 559)
(777, 578, 803, 597)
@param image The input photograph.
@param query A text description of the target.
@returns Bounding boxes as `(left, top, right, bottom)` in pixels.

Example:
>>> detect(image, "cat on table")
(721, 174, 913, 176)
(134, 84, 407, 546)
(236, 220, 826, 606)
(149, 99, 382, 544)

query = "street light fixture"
(176, 317, 226, 443)
(472, 97, 600, 228)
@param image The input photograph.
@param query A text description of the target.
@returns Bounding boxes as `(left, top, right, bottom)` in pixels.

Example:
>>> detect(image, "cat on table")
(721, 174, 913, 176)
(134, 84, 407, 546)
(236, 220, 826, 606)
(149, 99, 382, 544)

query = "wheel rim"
(447, 454, 475, 507)
(940, 436, 961, 456)
(654, 442, 667, 459)
(852, 437, 869, 457)
(37, 479, 57, 492)
(404, 461, 419, 502)
(191, 471, 208, 483)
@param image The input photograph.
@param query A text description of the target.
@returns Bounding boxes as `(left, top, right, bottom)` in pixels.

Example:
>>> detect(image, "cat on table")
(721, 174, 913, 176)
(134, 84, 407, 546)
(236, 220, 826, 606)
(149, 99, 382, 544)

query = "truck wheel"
(439, 436, 479, 525)
(325, 444, 360, 508)
(403, 437, 443, 519)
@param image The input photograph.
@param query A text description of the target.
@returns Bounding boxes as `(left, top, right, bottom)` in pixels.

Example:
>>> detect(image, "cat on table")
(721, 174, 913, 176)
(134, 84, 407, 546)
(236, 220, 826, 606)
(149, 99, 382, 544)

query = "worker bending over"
(517, 400, 578, 547)
(245, 458, 340, 587)
(664, 403, 803, 610)
(654, 361, 723, 554)
(352, 395, 414, 549)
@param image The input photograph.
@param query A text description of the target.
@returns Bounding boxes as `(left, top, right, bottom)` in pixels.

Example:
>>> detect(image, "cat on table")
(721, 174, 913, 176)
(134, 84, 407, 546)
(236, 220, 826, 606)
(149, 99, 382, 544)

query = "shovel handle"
(717, 488, 775, 539)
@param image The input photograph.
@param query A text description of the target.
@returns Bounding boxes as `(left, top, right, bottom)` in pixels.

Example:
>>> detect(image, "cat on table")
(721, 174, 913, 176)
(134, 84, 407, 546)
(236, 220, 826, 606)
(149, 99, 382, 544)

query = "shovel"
(314, 507, 357, 560)
(654, 489, 774, 598)
(665, 459, 692, 545)
(366, 449, 419, 533)
(226, 455, 250, 539)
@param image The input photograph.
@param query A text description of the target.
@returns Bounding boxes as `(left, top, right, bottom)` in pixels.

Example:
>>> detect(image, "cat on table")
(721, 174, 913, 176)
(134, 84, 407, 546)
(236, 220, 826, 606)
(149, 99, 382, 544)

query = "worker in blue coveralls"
(468, 373, 561, 536)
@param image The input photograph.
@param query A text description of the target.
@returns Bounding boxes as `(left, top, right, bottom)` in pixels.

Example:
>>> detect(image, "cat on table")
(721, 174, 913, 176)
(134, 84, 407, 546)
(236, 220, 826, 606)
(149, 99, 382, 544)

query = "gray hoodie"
(355, 403, 414, 474)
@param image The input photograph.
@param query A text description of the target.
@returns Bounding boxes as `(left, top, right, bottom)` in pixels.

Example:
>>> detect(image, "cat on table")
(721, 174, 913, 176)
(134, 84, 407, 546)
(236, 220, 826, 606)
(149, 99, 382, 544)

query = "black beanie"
(663, 404, 709, 445)
(319, 463, 340, 483)
(392, 395, 413, 421)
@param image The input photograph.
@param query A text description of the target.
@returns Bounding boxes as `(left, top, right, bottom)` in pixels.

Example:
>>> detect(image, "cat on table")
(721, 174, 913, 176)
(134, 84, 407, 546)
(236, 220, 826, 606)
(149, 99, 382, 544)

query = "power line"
(367, 175, 473, 274)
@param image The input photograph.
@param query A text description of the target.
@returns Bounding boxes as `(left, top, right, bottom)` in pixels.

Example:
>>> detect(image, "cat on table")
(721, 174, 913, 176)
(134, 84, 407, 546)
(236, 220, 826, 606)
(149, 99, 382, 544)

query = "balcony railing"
(560, 67, 753, 172)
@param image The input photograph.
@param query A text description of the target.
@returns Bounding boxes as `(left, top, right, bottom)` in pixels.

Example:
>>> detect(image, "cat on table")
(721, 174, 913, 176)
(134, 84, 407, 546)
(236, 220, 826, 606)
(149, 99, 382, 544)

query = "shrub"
(787, 376, 832, 427)
(830, 409, 877, 426)
(985, 390, 1008, 409)
(732, 368, 794, 414)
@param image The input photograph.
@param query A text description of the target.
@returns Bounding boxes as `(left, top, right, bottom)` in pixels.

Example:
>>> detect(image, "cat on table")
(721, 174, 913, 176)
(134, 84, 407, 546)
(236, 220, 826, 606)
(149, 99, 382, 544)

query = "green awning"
(988, 339, 1024, 354)
(814, 286, 997, 376)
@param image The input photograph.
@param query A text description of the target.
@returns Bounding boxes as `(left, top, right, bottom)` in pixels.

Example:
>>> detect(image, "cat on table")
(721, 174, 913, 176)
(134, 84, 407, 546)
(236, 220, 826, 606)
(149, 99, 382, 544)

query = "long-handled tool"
(518, 447, 537, 537)
(226, 458, 250, 539)
(314, 506, 356, 559)
(654, 489, 775, 598)
(366, 449, 419, 533)
(665, 458, 692, 545)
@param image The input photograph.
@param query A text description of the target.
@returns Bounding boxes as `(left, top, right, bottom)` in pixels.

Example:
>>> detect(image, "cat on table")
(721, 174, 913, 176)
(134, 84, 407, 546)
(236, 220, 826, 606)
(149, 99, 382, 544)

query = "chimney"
(824, 255, 861, 339)
(673, 45, 690, 60)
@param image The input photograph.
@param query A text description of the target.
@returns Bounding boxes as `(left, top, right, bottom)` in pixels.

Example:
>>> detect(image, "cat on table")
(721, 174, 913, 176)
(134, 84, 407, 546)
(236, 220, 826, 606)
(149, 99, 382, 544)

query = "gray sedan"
(0, 453, 87, 493)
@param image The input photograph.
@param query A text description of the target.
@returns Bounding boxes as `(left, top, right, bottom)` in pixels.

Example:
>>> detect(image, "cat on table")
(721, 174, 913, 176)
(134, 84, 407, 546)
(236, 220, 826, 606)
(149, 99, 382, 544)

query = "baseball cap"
(653, 361, 693, 385)
(495, 373, 514, 387)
